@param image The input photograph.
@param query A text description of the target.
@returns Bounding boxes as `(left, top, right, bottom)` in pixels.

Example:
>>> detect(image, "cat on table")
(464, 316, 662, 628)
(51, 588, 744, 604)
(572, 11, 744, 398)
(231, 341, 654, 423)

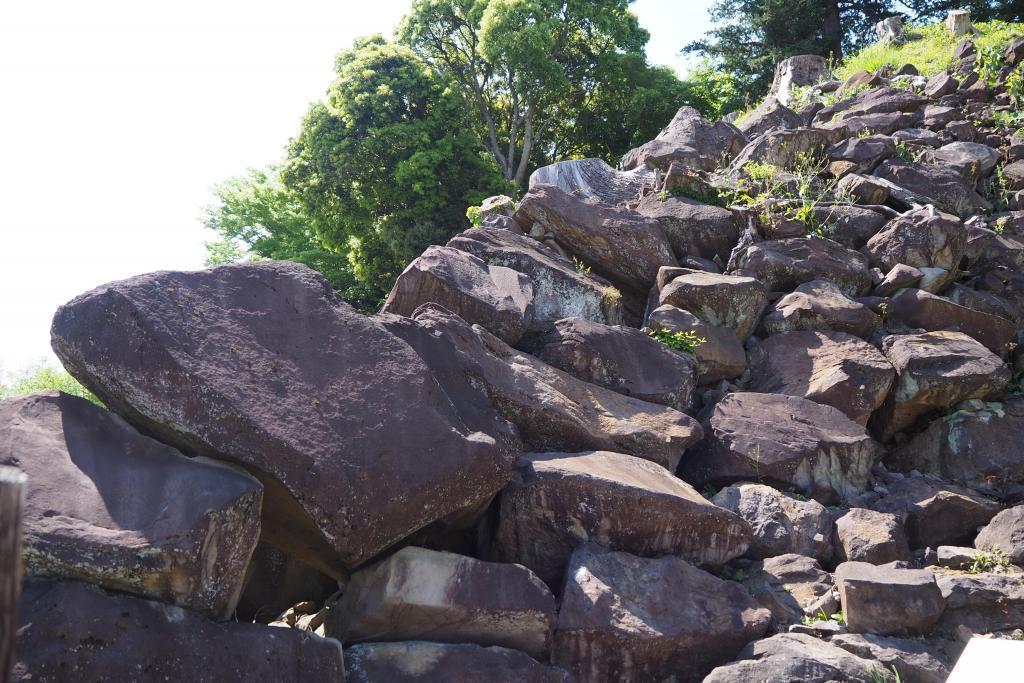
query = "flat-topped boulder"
(736, 96, 802, 138)
(554, 544, 771, 682)
(345, 642, 572, 683)
(827, 134, 895, 173)
(647, 304, 747, 384)
(872, 476, 1002, 549)
(731, 237, 874, 298)
(50, 261, 512, 574)
(704, 633, 882, 683)
(657, 269, 767, 339)
(759, 279, 879, 338)
(864, 207, 965, 293)
(621, 106, 746, 172)
(327, 547, 555, 659)
(712, 484, 833, 563)
(494, 451, 751, 585)
(874, 159, 991, 217)
(679, 392, 879, 503)
(829, 634, 950, 683)
(729, 128, 830, 171)
(834, 507, 911, 564)
(635, 192, 739, 263)
(382, 245, 534, 344)
(834, 561, 944, 635)
(887, 288, 1015, 355)
(935, 573, 1024, 633)
(0, 391, 262, 620)
(920, 141, 1000, 182)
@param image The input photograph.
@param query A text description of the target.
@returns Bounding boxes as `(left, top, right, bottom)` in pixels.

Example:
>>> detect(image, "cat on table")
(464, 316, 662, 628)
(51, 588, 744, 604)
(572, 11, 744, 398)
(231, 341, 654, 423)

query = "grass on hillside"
(0, 363, 101, 406)
(836, 20, 1024, 80)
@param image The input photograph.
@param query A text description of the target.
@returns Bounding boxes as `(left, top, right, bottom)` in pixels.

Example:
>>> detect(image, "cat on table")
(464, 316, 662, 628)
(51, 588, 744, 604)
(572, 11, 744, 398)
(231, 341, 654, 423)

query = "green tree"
(906, 1, 1023, 23)
(281, 36, 508, 302)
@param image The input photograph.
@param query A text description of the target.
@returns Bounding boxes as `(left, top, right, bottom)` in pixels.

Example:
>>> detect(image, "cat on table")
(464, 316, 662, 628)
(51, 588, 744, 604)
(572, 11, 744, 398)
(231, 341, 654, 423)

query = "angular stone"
(873, 476, 1002, 549)
(935, 545, 980, 569)
(826, 111, 921, 137)
(829, 633, 950, 683)
(494, 451, 751, 585)
(531, 318, 696, 411)
(923, 104, 961, 129)
(622, 106, 747, 172)
(647, 304, 747, 384)
(326, 547, 555, 659)
(828, 134, 895, 173)
(385, 305, 702, 471)
(515, 184, 677, 294)
(736, 96, 803, 138)
(892, 127, 942, 148)
(760, 279, 879, 338)
(704, 633, 881, 683)
(712, 484, 833, 563)
(635, 193, 739, 263)
(680, 392, 879, 503)
(771, 55, 828, 105)
(812, 204, 887, 249)
(657, 269, 767, 339)
(554, 544, 771, 682)
(748, 330, 894, 425)
(835, 507, 911, 564)
(887, 288, 1015, 355)
(729, 128, 830, 172)
(1003, 160, 1024, 191)
(50, 262, 511, 574)
(923, 71, 959, 98)
(837, 173, 891, 205)
(528, 157, 655, 205)
(13, 579, 344, 681)
(834, 561, 944, 635)
(344, 642, 571, 683)
(874, 263, 923, 296)
(816, 87, 928, 125)
(936, 574, 1024, 633)
(0, 392, 262, 620)
(975, 505, 1024, 563)
(744, 554, 838, 626)
(382, 245, 534, 344)
(864, 206, 965, 293)
(731, 238, 874, 298)
(870, 331, 1010, 441)
(920, 141, 1000, 182)
(448, 226, 625, 331)
(874, 159, 991, 217)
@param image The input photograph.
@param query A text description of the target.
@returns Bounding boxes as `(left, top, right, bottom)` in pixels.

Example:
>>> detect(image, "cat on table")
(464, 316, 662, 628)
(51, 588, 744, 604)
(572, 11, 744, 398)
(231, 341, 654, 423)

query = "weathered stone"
(864, 206, 965, 293)
(0, 392, 262, 621)
(873, 476, 1002, 549)
(528, 157, 655, 205)
(1002, 160, 1024, 191)
(892, 127, 943, 148)
(837, 173, 891, 205)
(712, 484, 833, 562)
(382, 245, 534, 344)
(386, 305, 702, 471)
(816, 87, 928, 125)
(729, 128, 831, 172)
(760, 279, 879, 338)
(494, 451, 751, 586)
(875, 16, 905, 44)
(829, 633, 950, 683)
(554, 544, 770, 682)
(51, 261, 512, 575)
(480, 194, 516, 220)
(635, 192, 739, 263)
(13, 579, 344, 681)
(874, 263, 923, 296)
(870, 331, 1010, 441)
(647, 304, 747, 384)
(771, 55, 829, 106)
(835, 507, 911, 564)
(975, 505, 1024, 563)
(826, 111, 922, 137)
(835, 561, 944, 635)
(748, 330, 894, 425)
(680, 392, 879, 503)
(531, 317, 696, 411)
(327, 547, 555, 658)
(935, 545, 979, 569)
(828, 134, 895, 173)
(657, 269, 767, 339)
(923, 104, 962, 129)
(237, 543, 337, 624)
(811, 204, 887, 249)
(924, 71, 960, 98)
(936, 573, 1024, 633)
(874, 159, 992, 217)
(731, 238, 874, 297)
(1006, 36, 1024, 66)
(704, 633, 881, 683)
(515, 184, 677, 294)
(621, 106, 747, 172)
(744, 554, 838, 626)
(736, 96, 803, 138)
(344, 642, 572, 683)
(887, 288, 1015, 354)
(920, 141, 1000, 183)
(448, 227, 625, 330)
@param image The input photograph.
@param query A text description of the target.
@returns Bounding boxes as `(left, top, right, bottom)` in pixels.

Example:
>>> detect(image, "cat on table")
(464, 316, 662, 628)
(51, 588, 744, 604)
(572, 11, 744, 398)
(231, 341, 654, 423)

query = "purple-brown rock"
(834, 561, 944, 635)
(635, 192, 739, 263)
(759, 279, 879, 338)
(975, 505, 1024, 564)
(834, 507, 911, 564)
(621, 106, 747, 172)
(887, 288, 1015, 355)
(864, 206, 965, 293)
(647, 304, 747, 384)
(711, 484, 833, 563)
(731, 238, 874, 297)
(657, 269, 767, 339)
(344, 642, 572, 683)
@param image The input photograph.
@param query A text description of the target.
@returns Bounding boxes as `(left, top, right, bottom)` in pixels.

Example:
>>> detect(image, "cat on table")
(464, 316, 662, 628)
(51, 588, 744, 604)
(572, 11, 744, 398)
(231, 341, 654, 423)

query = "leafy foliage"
(0, 363, 101, 406)
(969, 547, 1011, 574)
(647, 327, 707, 354)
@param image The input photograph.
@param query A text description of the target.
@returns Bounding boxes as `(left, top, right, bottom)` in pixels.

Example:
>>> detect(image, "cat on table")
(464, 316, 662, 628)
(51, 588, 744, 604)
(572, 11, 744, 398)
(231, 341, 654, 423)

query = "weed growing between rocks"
(647, 327, 706, 354)
(969, 547, 1011, 574)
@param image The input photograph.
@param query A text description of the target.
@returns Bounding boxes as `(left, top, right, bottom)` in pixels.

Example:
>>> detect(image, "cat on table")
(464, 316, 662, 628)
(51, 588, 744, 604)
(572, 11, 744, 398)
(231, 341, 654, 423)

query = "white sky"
(0, 0, 714, 378)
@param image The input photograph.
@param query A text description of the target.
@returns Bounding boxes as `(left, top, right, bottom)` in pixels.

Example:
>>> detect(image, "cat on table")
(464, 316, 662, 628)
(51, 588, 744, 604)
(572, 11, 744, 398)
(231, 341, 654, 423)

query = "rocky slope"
(9, 16, 1024, 683)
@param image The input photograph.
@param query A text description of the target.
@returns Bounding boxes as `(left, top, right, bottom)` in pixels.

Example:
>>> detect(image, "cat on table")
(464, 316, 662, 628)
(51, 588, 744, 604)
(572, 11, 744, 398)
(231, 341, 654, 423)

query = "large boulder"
(834, 507, 911, 564)
(493, 451, 751, 585)
(0, 392, 261, 621)
(873, 476, 1002, 549)
(703, 633, 882, 683)
(531, 317, 697, 412)
(635, 193, 739, 263)
(834, 561, 945, 635)
(759, 279, 879, 338)
(731, 238, 874, 297)
(647, 304, 747, 384)
(747, 330, 895, 425)
(975, 505, 1024, 564)
(13, 579, 344, 681)
(770, 55, 828, 106)
(874, 159, 992, 217)
(657, 269, 767, 339)
(811, 205, 887, 249)
(935, 573, 1024, 633)
(827, 134, 895, 173)
(743, 554, 839, 626)
(864, 207, 965, 293)
(920, 141, 1001, 183)
(829, 634, 950, 683)
(869, 331, 1010, 441)
(383, 305, 702, 471)
(50, 261, 512, 574)
(887, 288, 1015, 355)
(679, 392, 879, 503)
(621, 106, 746, 172)
(814, 87, 928, 126)
(553, 544, 771, 682)
(345, 642, 572, 683)
(327, 547, 555, 658)
(528, 157, 655, 205)
(728, 128, 830, 172)
(736, 96, 803, 138)
(447, 226, 625, 330)
(711, 484, 833, 563)
(514, 184, 677, 294)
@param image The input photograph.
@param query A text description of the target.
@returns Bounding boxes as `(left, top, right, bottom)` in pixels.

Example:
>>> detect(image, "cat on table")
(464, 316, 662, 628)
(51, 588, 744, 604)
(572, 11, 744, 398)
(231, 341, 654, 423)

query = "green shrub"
(466, 205, 483, 227)
(0, 364, 101, 406)
(647, 328, 706, 354)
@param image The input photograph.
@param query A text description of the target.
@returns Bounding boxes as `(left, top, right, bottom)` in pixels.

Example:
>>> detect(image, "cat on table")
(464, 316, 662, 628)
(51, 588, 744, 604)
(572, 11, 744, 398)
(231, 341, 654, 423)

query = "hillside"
(7, 10, 1024, 683)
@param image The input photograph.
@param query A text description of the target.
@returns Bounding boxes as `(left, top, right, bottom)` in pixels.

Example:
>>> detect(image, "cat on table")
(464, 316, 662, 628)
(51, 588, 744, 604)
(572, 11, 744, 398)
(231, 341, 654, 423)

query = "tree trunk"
(823, 0, 843, 60)
(0, 466, 26, 683)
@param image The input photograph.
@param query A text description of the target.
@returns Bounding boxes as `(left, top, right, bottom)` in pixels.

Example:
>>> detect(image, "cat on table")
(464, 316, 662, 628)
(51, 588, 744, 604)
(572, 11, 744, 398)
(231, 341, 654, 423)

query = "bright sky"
(0, 0, 715, 378)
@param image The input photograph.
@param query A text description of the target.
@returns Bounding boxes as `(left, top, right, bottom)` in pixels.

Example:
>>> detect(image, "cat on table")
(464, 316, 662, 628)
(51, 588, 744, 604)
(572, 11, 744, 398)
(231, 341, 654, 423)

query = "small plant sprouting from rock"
(573, 256, 592, 274)
(466, 205, 483, 227)
(801, 608, 846, 626)
(870, 665, 902, 683)
(969, 547, 1010, 574)
(647, 327, 706, 354)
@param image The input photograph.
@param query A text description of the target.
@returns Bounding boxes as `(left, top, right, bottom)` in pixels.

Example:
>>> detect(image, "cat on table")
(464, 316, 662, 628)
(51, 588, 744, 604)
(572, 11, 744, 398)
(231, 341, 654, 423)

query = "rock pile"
(10, 16, 1024, 683)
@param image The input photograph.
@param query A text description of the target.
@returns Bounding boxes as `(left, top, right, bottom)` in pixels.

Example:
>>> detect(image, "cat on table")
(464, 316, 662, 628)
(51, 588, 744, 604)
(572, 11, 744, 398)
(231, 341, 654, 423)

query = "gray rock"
(975, 505, 1024, 564)
(873, 476, 1002, 549)
(829, 633, 950, 683)
(920, 141, 1000, 183)
(923, 71, 960, 98)
(771, 55, 829, 106)
(712, 484, 833, 563)
(731, 237, 874, 298)
(760, 279, 879, 338)
(736, 96, 803, 138)
(874, 263, 923, 296)
(834, 507, 912, 564)
(834, 561, 945, 635)
(621, 106, 747, 172)
(828, 134, 895, 173)
(744, 554, 839, 626)
(704, 632, 882, 682)
(864, 206, 965, 294)
(935, 573, 1024, 633)
(892, 127, 942, 148)
(874, 159, 992, 217)
(344, 642, 572, 683)
(729, 128, 831, 172)
(646, 304, 747, 384)
(657, 269, 767, 339)
(528, 157, 656, 204)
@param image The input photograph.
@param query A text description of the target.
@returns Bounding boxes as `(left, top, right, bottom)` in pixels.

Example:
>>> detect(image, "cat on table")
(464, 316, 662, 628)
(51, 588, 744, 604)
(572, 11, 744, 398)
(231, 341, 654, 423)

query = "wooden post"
(0, 466, 26, 683)
(946, 10, 972, 37)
